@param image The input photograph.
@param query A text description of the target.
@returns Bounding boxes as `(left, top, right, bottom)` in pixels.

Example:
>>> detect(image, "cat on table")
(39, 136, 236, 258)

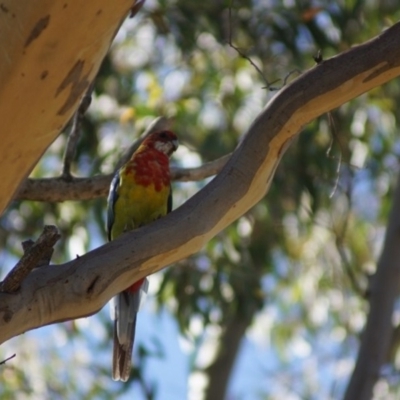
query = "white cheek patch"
(155, 141, 171, 154)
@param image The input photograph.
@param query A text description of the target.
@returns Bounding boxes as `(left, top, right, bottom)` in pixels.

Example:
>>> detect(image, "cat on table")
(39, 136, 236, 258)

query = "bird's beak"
(172, 139, 179, 151)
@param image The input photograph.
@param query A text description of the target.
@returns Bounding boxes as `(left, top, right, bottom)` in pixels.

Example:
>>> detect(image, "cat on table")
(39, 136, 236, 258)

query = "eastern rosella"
(107, 130, 178, 381)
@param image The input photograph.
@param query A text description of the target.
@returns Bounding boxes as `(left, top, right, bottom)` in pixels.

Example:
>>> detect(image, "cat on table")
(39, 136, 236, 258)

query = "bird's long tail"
(111, 278, 148, 381)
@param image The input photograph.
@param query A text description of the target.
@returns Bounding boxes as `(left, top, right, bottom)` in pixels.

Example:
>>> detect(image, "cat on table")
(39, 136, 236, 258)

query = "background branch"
(205, 311, 254, 400)
(61, 83, 94, 178)
(14, 154, 231, 202)
(0, 354, 16, 366)
(343, 170, 400, 400)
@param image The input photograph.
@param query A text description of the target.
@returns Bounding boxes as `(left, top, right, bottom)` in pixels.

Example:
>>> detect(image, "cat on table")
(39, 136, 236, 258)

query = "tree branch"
(1, 21, 400, 346)
(13, 154, 232, 202)
(14, 116, 227, 202)
(343, 170, 400, 400)
(0, 226, 60, 293)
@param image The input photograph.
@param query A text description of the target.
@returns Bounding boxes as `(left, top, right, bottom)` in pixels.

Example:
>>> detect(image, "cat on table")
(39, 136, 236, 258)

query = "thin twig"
(227, 0, 278, 90)
(326, 112, 342, 198)
(331, 162, 367, 297)
(227, 2, 300, 91)
(0, 354, 16, 365)
(0, 225, 60, 293)
(325, 112, 363, 195)
(313, 49, 323, 64)
(329, 151, 342, 199)
(130, 0, 145, 18)
(61, 84, 94, 178)
(335, 236, 366, 297)
(268, 69, 303, 91)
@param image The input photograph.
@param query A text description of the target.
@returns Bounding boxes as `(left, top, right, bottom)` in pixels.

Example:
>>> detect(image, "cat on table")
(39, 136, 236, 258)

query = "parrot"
(107, 130, 179, 381)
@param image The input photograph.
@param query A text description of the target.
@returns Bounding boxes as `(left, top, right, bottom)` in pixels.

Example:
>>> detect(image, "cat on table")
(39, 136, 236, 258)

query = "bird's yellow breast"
(110, 167, 170, 239)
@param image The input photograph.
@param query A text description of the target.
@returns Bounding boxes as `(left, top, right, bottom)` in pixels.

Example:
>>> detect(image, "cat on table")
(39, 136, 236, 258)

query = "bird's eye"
(159, 131, 168, 139)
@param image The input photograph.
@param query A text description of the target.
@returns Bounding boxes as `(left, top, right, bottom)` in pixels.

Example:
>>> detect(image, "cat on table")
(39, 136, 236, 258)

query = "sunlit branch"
(0, 0, 135, 216)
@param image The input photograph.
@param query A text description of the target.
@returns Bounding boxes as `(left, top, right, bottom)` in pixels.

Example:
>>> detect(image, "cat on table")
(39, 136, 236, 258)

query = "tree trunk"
(204, 304, 257, 400)
(344, 172, 400, 399)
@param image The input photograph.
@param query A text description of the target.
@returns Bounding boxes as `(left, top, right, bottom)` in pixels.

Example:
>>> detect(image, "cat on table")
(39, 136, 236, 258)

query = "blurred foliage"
(2, 1, 400, 399)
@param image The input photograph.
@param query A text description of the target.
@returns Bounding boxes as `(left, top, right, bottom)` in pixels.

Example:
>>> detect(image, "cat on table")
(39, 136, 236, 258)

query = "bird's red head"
(143, 130, 179, 156)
